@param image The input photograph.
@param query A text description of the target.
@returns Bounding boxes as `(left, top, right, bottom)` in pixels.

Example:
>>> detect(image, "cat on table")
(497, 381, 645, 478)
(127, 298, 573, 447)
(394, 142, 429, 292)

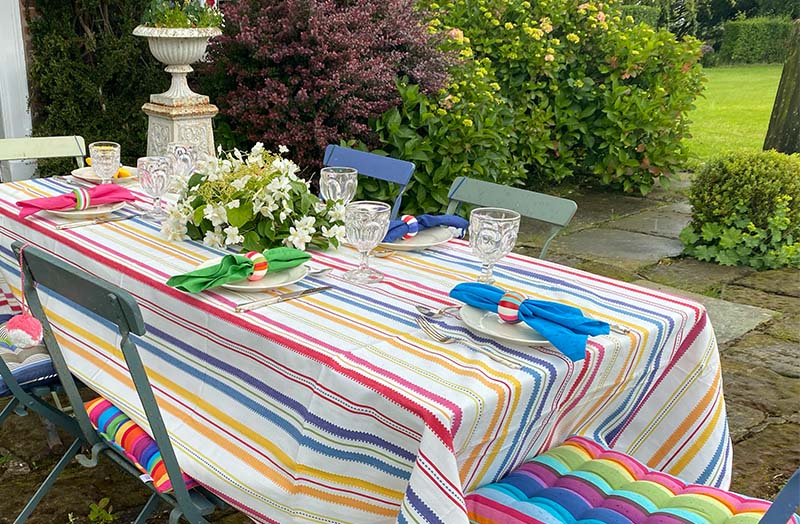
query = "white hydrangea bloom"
(161, 216, 188, 241)
(287, 226, 312, 251)
(227, 199, 241, 209)
(295, 216, 316, 231)
(231, 175, 251, 191)
(203, 204, 228, 227)
(327, 202, 347, 222)
(322, 224, 346, 241)
(278, 144, 289, 154)
(203, 228, 224, 248)
(223, 225, 244, 246)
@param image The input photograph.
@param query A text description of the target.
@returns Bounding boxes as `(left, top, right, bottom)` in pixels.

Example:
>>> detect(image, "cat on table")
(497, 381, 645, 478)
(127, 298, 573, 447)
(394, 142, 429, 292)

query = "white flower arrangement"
(163, 143, 346, 251)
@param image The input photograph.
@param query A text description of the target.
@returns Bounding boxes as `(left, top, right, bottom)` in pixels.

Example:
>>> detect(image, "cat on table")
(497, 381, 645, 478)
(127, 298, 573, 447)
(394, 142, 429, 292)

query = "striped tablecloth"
(0, 178, 732, 524)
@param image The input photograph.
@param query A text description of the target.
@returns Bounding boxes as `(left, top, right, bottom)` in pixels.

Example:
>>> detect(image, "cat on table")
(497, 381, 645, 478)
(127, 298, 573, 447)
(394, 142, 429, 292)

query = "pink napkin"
(17, 185, 137, 218)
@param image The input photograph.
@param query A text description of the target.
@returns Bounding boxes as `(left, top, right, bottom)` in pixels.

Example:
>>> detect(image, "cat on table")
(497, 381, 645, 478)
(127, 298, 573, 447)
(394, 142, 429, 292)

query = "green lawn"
(685, 64, 783, 163)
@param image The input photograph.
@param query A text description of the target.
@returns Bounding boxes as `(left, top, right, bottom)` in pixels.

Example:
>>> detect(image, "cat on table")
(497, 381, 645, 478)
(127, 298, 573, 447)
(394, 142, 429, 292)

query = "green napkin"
(167, 247, 311, 293)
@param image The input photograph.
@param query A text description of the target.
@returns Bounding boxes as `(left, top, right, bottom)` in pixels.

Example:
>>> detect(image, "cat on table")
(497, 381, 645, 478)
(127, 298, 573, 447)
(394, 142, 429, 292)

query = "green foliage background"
(681, 150, 800, 269)
(719, 17, 793, 64)
(25, 0, 164, 175)
(621, 5, 661, 26)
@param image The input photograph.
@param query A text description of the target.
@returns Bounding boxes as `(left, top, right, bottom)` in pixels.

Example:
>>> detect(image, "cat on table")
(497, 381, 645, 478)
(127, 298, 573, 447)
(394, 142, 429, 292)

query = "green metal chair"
(0, 136, 86, 168)
(13, 242, 224, 524)
(446, 176, 578, 259)
(0, 323, 84, 524)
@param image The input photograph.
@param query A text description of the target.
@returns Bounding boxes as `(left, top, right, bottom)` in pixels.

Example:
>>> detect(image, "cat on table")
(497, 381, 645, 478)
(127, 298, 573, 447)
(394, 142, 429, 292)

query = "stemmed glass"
(137, 156, 173, 220)
(469, 207, 521, 284)
(88, 141, 121, 184)
(343, 201, 391, 285)
(167, 143, 197, 191)
(320, 167, 358, 204)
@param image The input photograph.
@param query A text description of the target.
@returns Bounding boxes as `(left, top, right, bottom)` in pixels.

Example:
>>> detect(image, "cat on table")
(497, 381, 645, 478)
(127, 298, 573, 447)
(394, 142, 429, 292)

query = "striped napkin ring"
(244, 251, 269, 281)
(498, 291, 526, 324)
(401, 214, 419, 239)
(72, 188, 91, 210)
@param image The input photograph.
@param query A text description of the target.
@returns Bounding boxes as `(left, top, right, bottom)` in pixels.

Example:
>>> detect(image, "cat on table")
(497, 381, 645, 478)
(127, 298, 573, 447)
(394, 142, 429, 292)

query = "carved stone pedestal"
(143, 101, 218, 157)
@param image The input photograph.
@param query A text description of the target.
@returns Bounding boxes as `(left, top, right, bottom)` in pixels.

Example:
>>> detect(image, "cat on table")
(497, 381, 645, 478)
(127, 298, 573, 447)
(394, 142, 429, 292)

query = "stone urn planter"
(133, 25, 222, 106)
(133, 25, 222, 157)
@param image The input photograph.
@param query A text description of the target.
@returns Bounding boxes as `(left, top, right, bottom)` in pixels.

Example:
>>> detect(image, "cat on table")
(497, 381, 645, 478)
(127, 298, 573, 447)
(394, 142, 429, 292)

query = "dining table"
(0, 176, 732, 524)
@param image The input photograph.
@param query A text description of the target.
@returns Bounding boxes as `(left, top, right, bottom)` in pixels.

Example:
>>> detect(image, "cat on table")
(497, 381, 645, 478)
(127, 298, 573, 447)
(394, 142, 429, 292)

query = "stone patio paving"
(0, 177, 798, 523)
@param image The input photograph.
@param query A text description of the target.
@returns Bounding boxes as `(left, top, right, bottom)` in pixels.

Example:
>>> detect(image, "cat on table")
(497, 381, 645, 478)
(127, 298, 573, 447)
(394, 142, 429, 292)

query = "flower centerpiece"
(163, 144, 347, 252)
(141, 0, 223, 29)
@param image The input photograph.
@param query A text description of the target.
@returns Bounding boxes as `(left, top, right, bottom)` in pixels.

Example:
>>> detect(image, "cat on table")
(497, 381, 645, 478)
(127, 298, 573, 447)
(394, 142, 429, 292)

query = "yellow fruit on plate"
(85, 158, 92, 166)
(114, 167, 132, 178)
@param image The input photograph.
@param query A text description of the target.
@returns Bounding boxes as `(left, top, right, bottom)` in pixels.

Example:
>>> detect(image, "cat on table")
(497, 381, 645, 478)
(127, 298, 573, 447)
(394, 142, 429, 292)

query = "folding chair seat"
(446, 176, 578, 259)
(465, 435, 800, 524)
(323, 144, 415, 219)
(13, 242, 224, 524)
(0, 325, 84, 524)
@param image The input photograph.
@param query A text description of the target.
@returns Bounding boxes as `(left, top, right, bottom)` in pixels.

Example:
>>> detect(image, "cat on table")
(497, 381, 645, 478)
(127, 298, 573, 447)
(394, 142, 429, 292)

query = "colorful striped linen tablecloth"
(0, 178, 732, 524)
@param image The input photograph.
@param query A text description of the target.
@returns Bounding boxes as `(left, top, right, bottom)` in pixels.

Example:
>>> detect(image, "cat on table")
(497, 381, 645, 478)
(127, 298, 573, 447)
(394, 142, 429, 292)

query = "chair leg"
(13, 437, 82, 524)
(134, 493, 161, 524)
(0, 397, 19, 425)
(38, 412, 64, 450)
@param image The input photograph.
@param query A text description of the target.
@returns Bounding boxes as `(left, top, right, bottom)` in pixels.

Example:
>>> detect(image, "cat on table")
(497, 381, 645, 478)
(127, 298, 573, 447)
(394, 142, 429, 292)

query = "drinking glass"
(343, 201, 391, 285)
(469, 207, 521, 284)
(320, 167, 358, 204)
(88, 141, 121, 184)
(167, 142, 197, 191)
(137, 156, 173, 220)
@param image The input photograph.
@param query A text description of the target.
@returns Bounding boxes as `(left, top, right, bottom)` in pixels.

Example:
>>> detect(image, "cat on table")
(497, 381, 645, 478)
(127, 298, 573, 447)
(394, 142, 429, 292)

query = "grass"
(685, 64, 783, 164)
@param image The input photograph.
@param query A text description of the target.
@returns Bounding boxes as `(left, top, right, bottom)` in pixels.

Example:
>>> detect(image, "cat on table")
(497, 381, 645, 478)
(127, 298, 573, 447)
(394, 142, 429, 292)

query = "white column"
(0, 0, 35, 182)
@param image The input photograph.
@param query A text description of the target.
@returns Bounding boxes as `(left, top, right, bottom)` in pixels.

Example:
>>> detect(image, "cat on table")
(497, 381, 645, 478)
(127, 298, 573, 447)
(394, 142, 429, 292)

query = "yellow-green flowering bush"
(361, 28, 525, 213)
(418, 0, 704, 194)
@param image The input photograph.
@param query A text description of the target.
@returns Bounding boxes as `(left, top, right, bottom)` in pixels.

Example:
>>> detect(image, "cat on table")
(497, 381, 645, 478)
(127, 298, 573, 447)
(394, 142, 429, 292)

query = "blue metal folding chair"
(446, 176, 578, 259)
(13, 242, 224, 524)
(323, 144, 415, 219)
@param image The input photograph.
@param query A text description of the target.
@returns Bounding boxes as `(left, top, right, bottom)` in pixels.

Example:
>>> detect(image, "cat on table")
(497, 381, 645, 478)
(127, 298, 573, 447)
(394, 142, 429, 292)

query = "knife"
(56, 214, 138, 230)
(235, 285, 332, 312)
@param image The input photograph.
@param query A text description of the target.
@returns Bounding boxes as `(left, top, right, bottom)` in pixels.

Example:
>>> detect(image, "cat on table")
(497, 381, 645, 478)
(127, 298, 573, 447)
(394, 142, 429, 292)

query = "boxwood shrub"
(680, 150, 800, 269)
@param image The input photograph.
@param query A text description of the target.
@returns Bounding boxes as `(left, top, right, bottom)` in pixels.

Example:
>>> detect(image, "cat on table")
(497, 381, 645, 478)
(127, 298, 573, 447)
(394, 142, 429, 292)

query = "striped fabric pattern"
(85, 397, 198, 493)
(0, 178, 734, 524)
(466, 435, 796, 524)
(0, 323, 56, 396)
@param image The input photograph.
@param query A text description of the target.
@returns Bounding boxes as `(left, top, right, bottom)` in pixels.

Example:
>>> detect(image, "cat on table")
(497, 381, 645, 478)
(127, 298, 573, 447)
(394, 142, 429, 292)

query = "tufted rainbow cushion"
(85, 397, 198, 494)
(466, 436, 799, 524)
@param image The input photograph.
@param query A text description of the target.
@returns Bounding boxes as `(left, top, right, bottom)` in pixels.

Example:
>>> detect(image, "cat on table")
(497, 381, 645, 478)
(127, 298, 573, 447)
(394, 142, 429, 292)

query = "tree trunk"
(764, 20, 800, 154)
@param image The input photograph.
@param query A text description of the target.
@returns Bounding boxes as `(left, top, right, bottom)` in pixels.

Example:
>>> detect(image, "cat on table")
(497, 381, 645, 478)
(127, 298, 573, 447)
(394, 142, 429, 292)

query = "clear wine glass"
(167, 142, 197, 192)
(469, 207, 521, 284)
(320, 167, 358, 204)
(137, 156, 173, 220)
(89, 141, 121, 184)
(343, 201, 391, 285)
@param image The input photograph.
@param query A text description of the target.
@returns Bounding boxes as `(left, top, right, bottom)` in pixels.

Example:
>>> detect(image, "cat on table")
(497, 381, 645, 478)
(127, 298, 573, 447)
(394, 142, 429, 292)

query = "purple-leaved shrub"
(202, 0, 452, 172)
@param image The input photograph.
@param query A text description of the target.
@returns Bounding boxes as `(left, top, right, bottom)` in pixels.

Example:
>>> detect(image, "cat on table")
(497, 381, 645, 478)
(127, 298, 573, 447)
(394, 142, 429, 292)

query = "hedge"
(719, 17, 793, 64)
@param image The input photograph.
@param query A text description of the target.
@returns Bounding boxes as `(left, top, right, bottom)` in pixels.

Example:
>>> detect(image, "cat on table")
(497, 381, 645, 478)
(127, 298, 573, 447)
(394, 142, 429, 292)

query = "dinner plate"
(460, 304, 550, 346)
(379, 227, 453, 251)
(195, 258, 309, 291)
(71, 166, 139, 185)
(46, 201, 127, 219)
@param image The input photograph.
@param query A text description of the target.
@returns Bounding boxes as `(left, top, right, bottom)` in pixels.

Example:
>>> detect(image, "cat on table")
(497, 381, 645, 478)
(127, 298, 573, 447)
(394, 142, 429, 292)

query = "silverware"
(308, 267, 332, 278)
(56, 214, 138, 230)
(415, 316, 521, 369)
(415, 304, 460, 318)
(235, 285, 332, 312)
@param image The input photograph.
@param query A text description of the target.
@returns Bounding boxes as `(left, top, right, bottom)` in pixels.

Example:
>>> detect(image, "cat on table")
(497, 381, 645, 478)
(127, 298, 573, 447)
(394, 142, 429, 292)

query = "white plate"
(379, 227, 453, 251)
(46, 201, 127, 219)
(71, 166, 139, 185)
(460, 304, 550, 346)
(195, 258, 309, 291)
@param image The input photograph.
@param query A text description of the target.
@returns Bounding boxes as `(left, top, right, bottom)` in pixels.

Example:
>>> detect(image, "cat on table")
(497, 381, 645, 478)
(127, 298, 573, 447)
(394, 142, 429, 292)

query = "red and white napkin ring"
(497, 290, 526, 324)
(73, 188, 91, 210)
(244, 251, 269, 281)
(401, 214, 420, 240)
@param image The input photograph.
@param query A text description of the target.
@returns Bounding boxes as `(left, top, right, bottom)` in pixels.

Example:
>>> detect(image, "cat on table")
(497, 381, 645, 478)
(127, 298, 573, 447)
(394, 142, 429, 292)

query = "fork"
(415, 304, 460, 318)
(415, 316, 521, 369)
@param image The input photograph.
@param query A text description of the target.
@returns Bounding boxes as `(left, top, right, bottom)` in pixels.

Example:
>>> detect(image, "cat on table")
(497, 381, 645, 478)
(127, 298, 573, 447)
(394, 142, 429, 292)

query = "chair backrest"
(445, 176, 578, 259)
(760, 467, 800, 524)
(323, 144, 415, 219)
(12, 241, 202, 521)
(0, 136, 86, 168)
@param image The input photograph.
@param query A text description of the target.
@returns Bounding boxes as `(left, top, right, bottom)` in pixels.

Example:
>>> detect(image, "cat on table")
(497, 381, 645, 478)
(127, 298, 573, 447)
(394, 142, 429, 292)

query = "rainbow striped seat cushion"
(466, 436, 799, 524)
(85, 397, 198, 494)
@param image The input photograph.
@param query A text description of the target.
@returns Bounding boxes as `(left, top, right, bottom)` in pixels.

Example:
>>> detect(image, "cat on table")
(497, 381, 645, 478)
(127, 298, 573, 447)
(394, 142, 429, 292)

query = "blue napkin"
(383, 214, 469, 243)
(449, 282, 610, 361)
